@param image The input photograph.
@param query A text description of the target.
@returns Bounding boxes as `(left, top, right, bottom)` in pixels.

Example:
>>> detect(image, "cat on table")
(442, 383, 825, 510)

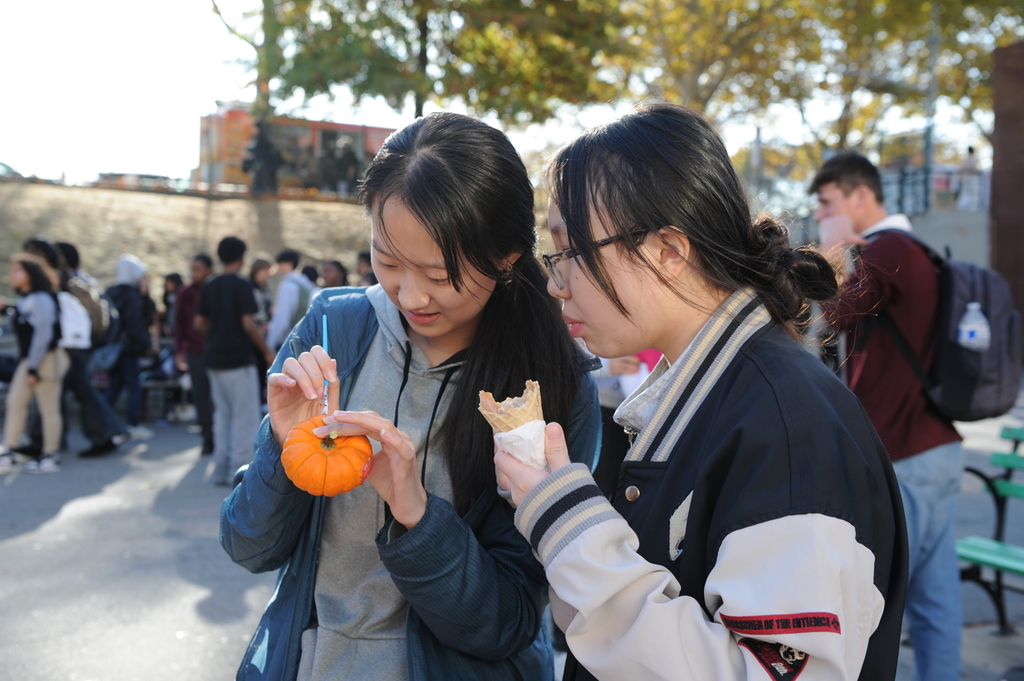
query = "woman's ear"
(651, 228, 691, 278)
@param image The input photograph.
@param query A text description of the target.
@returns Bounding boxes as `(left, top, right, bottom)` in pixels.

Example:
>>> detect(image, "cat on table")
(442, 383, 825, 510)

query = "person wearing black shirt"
(197, 237, 276, 486)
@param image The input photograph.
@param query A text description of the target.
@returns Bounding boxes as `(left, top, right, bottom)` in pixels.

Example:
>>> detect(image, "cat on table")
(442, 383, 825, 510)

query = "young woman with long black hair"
(495, 102, 908, 681)
(0, 253, 69, 474)
(221, 112, 601, 681)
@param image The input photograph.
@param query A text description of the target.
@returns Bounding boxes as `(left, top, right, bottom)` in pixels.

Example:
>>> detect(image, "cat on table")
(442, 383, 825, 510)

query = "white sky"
(1, 0, 412, 184)
(0, 1, 987, 185)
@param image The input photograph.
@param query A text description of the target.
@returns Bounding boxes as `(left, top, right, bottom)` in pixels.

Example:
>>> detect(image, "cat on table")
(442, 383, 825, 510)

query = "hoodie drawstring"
(421, 366, 457, 485)
(392, 340, 459, 487)
(393, 341, 413, 429)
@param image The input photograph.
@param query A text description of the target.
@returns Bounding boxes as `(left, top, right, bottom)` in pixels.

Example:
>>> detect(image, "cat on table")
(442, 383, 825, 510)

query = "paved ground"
(0, 408, 1022, 680)
(913, 408, 1024, 681)
(0, 425, 275, 681)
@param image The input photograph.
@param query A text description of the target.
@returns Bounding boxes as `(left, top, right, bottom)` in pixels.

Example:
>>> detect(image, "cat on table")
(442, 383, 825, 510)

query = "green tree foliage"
(212, 0, 285, 121)
(602, 0, 824, 114)
(214, 0, 1022, 152)
(936, 2, 1023, 140)
(782, 0, 1023, 153)
(279, 0, 621, 121)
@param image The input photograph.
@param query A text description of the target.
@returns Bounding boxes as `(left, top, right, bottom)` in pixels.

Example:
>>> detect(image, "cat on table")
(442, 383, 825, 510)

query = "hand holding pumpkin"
(282, 415, 373, 496)
(317, 410, 428, 529)
(267, 345, 340, 448)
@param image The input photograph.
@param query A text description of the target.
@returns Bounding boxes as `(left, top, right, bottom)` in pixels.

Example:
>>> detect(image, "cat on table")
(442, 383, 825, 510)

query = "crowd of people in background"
(0, 235, 373, 480)
(296, 137, 363, 199)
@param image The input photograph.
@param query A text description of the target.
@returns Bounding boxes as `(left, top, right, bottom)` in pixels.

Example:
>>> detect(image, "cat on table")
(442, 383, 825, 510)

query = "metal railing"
(880, 168, 991, 216)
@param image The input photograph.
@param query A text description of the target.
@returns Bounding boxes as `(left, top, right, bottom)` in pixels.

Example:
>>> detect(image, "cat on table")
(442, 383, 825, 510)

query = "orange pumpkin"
(281, 415, 373, 496)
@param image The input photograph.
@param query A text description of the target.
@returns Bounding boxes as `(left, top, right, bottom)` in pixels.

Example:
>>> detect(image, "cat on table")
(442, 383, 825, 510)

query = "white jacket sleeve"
(266, 278, 299, 350)
(517, 464, 885, 681)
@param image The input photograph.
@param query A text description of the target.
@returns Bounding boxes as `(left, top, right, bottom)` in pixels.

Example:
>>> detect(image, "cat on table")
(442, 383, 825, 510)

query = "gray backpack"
(868, 230, 1022, 421)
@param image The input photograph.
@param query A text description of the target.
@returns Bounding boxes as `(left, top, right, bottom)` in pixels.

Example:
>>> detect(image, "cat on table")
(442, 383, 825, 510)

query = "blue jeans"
(106, 354, 142, 427)
(893, 441, 963, 681)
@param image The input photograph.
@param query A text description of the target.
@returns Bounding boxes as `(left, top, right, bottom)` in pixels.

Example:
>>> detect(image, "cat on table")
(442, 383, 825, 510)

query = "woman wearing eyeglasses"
(495, 102, 908, 681)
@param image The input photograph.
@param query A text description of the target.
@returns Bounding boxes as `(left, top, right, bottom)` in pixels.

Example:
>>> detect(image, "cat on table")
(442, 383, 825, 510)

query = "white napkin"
(494, 420, 548, 471)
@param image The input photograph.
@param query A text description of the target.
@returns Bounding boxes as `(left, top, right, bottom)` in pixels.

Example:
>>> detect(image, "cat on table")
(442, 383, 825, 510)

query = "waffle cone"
(478, 380, 543, 433)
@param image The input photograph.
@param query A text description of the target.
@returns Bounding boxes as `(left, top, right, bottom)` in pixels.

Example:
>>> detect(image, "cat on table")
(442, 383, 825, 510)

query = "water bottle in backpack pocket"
(868, 230, 1022, 421)
(956, 302, 991, 352)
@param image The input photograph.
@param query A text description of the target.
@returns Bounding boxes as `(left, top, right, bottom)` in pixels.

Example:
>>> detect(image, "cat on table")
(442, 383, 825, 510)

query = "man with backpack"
(265, 249, 319, 351)
(812, 152, 963, 681)
(55, 242, 132, 456)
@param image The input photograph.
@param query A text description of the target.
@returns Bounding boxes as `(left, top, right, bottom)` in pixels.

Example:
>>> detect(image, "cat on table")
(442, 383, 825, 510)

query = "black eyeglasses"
(542, 230, 647, 290)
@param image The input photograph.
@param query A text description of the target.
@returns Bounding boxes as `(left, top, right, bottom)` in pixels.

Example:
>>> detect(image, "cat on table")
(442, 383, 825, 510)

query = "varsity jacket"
(516, 289, 908, 681)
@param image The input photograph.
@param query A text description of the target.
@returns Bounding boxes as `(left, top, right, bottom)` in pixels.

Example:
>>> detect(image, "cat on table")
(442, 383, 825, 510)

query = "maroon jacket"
(173, 282, 206, 357)
(822, 231, 961, 461)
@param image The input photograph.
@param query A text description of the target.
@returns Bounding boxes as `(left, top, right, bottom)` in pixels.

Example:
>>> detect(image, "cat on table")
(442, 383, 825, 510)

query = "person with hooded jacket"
(105, 254, 154, 432)
(221, 113, 601, 681)
(266, 250, 320, 351)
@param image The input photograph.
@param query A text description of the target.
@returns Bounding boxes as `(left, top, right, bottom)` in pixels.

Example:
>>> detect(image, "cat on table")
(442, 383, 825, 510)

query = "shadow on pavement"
(0, 441, 133, 543)
(151, 448, 274, 626)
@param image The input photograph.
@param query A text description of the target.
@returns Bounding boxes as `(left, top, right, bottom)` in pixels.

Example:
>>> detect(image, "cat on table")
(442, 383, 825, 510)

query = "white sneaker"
(24, 454, 61, 474)
(0, 453, 14, 474)
(129, 425, 154, 440)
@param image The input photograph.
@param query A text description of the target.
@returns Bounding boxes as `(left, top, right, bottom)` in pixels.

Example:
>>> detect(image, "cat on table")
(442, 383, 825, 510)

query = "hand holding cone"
(478, 380, 543, 432)
(479, 381, 548, 471)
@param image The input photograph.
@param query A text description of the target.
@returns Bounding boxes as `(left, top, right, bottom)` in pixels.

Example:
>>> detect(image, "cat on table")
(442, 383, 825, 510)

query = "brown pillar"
(991, 42, 1024, 306)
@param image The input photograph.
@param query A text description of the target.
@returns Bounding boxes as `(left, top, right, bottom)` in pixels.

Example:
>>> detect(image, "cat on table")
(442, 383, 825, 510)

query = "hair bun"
(756, 216, 786, 241)
(786, 247, 839, 301)
(749, 216, 839, 322)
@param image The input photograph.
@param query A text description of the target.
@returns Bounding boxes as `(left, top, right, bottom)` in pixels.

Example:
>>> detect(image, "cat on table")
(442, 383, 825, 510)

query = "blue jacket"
(221, 288, 602, 681)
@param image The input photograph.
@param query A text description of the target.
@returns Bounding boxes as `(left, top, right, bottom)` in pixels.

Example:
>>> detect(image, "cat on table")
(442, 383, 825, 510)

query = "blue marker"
(322, 315, 330, 415)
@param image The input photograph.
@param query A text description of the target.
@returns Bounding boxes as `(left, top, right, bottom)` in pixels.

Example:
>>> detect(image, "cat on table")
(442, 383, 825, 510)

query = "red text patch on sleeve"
(721, 612, 841, 635)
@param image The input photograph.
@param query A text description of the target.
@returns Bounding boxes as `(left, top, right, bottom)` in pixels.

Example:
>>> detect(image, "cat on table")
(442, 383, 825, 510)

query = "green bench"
(956, 425, 1024, 634)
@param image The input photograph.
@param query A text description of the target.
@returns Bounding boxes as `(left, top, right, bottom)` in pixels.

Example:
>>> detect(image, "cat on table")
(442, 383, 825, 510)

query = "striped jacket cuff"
(514, 463, 620, 567)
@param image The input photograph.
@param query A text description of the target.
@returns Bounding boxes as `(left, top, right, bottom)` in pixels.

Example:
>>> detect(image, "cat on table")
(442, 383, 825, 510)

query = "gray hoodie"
(299, 285, 462, 681)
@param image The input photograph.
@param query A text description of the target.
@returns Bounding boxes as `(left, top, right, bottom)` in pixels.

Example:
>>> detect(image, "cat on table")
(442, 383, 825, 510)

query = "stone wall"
(0, 183, 371, 289)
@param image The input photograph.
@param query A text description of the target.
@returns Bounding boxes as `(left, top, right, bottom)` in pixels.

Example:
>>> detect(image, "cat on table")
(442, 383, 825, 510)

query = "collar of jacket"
(861, 212, 912, 239)
(615, 288, 772, 464)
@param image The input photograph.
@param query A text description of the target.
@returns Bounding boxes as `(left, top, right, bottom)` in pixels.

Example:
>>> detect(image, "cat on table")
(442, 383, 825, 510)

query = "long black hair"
(360, 112, 584, 515)
(11, 253, 58, 295)
(548, 101, 838, 335)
